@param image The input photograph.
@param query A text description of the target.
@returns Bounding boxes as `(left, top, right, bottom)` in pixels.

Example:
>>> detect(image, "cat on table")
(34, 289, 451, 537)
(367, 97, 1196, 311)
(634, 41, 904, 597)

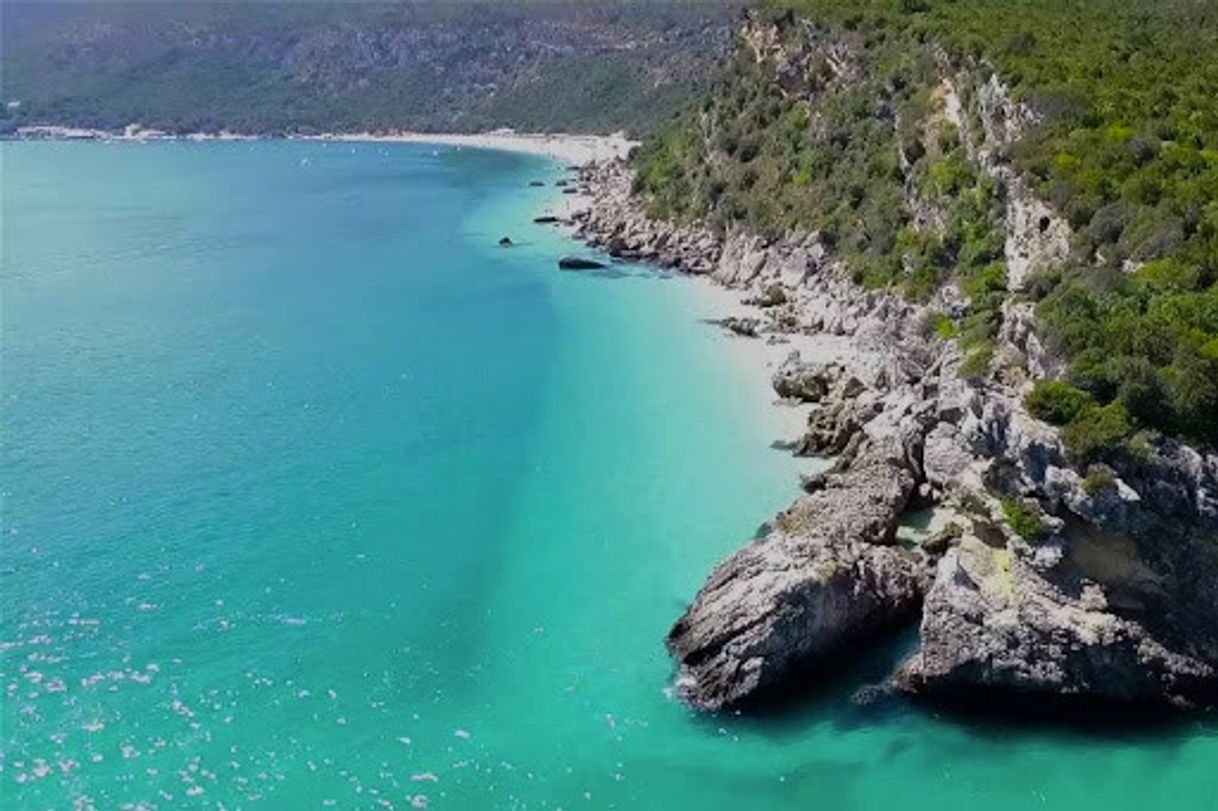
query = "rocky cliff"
(562, 9, 1218, 711)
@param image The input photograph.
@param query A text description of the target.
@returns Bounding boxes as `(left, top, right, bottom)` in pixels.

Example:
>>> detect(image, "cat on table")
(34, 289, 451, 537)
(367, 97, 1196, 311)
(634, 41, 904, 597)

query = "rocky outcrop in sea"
(541, 6, 1218, 714)
(561, 152, 1218, 712)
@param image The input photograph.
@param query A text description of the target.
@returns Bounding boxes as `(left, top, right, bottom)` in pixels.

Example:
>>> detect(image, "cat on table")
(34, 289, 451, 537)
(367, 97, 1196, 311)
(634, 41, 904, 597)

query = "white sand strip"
(305, 130, 638, 167)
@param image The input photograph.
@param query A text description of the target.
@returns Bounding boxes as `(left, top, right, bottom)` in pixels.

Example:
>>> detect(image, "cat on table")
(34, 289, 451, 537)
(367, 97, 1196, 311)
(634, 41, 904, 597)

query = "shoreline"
(527, 150, 845, 452)
(307, 130, 638, 167)
(9, 125, 637, 167)
(557, 154, 1218, 713)
(676, 273, 852, 448)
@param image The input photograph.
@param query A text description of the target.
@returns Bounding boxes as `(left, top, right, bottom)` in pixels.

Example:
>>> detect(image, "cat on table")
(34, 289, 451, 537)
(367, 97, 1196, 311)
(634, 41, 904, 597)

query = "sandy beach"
(306, 130, 638, 167)
(13, 126, 638, 167)
(680, 273, 853, 450)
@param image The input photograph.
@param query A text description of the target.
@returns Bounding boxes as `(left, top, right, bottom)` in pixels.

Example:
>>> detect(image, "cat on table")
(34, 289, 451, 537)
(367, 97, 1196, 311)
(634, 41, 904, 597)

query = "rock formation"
(668, 436, 926, 710)
(562, 11, 1218, 713)
(896, 535, 1217, 705)
(567, 153, 1218, 710)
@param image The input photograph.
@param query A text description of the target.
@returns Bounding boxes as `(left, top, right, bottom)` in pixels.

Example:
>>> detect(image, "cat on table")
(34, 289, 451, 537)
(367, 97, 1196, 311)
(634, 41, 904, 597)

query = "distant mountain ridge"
(1, 1, 736, 136)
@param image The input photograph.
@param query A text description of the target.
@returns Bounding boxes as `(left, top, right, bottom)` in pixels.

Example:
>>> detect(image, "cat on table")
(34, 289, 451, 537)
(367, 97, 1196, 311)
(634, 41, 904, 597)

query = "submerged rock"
(558, 256, 606, 270)
(528, 180, 545, 187)
(533, 215, 560, 224)
(708, 316, 761, 338)
(920, 522, 963, 557)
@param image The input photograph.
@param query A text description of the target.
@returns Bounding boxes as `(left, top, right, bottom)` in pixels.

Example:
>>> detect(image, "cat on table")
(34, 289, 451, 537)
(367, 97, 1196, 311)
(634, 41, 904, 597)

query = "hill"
(1, 1, 735, 136)
(633, 0, 1218, 450)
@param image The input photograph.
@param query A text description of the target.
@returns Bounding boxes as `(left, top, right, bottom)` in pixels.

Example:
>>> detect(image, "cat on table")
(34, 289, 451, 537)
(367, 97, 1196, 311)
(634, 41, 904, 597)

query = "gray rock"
(896, 537, 1218, 705)
(921, 523, 963, 557)
(799, 471, 828, 493)
(772, 353, 842, 402)
(922, 423, 975, 490)
(667, 440, 925, 710)
(746, 283, 788, 308)
(709, 316, 761, 338)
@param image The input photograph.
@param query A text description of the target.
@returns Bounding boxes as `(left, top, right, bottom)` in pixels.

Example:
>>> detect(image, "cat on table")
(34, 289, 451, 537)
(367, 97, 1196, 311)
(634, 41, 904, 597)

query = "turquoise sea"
(3, 140, 1215, 809)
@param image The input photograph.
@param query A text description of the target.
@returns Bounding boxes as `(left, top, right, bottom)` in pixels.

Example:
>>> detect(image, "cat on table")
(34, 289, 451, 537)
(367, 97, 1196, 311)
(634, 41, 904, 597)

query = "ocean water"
(2, 140, 1215, 810)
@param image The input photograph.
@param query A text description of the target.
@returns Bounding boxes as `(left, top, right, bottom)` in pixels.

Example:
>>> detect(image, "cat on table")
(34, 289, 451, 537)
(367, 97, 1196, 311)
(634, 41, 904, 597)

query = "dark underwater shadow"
(732, 625, 922, 726)
(679, 624, 923, 740)
(683, 625, 1217, 746)
(586, 266, 637, 280)
(906, 684, 1217, 743)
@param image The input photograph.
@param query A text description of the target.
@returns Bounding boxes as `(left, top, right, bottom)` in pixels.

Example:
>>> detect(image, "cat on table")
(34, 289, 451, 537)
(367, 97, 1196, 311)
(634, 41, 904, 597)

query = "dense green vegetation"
(634, 0, 1218, 449)
(1025, 380, 1097, 426)
(1, 1, 733, 137)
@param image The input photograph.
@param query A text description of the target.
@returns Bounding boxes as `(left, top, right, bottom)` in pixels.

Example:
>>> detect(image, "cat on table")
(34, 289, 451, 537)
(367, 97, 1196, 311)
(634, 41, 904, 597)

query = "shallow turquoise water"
(3, 140, 1215, 810)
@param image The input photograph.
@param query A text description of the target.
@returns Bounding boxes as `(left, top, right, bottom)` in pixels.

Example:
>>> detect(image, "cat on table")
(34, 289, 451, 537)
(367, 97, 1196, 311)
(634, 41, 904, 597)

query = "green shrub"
(1024, 380, 1096, 426)
(958, 262, 1009, 348)
(1001, 497, 1048, 541)
(1083, 470, 1117, 495)
(1060, 403, 1134, 463)
(962, 261, 1009, 305)
(934, 313, 958, 340)
(926, 153, 975, 197)
(919, 310, 958, 340)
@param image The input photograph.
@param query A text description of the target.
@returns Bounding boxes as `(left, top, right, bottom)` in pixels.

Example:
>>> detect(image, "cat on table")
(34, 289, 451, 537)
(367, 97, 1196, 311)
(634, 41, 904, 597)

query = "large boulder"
(667, 441, 925, 710)
(771, 353, 843, 402)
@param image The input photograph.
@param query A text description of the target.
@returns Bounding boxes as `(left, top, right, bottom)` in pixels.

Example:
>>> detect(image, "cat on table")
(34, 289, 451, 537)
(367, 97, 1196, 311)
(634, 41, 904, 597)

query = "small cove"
(2, 139, 1215, 810)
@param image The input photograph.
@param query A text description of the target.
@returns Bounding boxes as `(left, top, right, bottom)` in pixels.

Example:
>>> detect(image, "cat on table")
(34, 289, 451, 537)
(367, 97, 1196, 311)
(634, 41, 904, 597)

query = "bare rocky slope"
(555, 10, 1218, 711)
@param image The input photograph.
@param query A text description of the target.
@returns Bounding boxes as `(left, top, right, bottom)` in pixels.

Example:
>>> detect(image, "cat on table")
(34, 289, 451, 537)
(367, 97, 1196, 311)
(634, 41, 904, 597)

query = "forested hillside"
(1, 1, 734, 136)
(634, 0, 1218, 451)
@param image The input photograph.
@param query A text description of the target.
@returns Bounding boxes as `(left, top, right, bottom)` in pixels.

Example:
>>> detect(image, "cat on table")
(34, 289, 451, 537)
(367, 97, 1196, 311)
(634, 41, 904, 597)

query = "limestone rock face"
(571, 156, 1218, 711)
(667, 441, 926, 710)
(570, 161, 721, 275)
(922, 422, 976, 490)
(896, 537, 1217, 705)
(1005, 180, 1071, 290)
